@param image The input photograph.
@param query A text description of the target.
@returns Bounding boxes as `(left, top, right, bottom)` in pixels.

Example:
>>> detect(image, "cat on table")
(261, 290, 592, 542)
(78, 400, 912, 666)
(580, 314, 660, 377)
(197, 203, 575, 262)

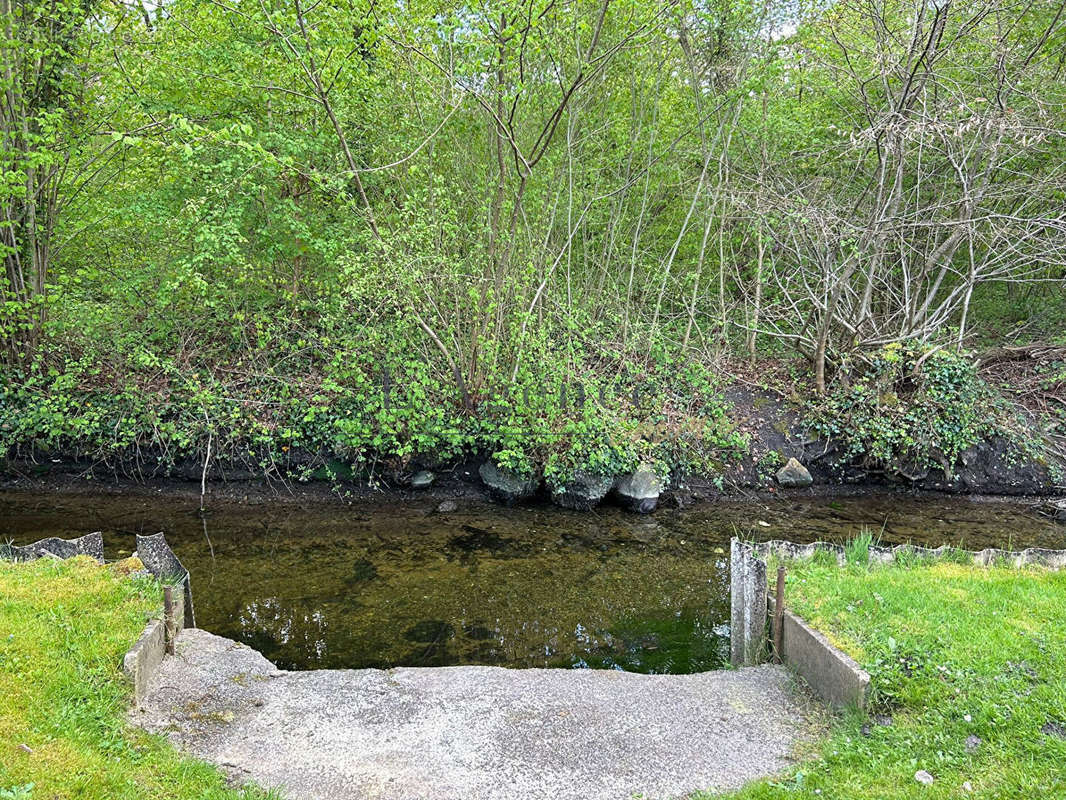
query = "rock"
(436, 500, 458, 514)
(1034, 498, 1066, 522)
(962, 781, 973, 792)
(775, 457, 813, 488)
(2, 532, 104, 562)
(965, 734, 982, 753)
(411, 470, 435, 489)
(551, 471, 614, 511)
(478, 462, 540, 506)
(613, 465, 663, 513)
(915, 770, 935, 786)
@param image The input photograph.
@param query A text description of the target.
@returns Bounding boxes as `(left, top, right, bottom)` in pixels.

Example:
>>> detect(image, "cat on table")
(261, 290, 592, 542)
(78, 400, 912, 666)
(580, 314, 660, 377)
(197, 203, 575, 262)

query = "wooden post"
(772, 566, 785, 664)
(163, 586, 176, 656)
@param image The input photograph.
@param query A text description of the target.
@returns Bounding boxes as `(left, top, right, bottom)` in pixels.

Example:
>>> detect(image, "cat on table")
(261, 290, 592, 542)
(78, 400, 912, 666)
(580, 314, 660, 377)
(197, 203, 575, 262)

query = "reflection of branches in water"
(202, 514, 215, 563)
(236, 597, 329, 663)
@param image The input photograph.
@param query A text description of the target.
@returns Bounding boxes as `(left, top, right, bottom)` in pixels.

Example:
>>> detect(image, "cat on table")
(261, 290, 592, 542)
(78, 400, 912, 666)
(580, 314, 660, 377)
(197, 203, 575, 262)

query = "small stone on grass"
(1041, 720, 1066, 739)
(915, 770, 935, 786)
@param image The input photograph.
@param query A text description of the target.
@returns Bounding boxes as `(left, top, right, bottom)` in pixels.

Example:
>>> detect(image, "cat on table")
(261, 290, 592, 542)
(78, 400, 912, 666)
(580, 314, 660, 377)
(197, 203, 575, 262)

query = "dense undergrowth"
(1, 262, 1058, 490)
(809, 344, 1048, 479)
(2, 313, 1057, 492)
(0, 303, 752, 491)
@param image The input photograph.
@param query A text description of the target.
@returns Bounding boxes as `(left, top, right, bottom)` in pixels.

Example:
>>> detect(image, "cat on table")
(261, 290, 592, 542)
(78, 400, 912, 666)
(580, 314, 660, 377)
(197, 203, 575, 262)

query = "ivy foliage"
(810, 344, 1009, 476)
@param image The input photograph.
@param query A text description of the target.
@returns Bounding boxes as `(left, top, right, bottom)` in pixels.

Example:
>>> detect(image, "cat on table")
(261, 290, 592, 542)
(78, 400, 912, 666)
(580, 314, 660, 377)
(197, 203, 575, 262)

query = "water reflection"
(2, 490, 1062, 672)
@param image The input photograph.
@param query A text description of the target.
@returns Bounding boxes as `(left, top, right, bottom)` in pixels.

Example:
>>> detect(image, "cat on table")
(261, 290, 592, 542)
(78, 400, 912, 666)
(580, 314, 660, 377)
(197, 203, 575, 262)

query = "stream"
(2, 490, 1062, 673)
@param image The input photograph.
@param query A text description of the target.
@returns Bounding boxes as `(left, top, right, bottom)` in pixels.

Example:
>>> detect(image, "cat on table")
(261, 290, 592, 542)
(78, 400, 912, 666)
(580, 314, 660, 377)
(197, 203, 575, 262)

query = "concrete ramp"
(134, 629, 817, 800)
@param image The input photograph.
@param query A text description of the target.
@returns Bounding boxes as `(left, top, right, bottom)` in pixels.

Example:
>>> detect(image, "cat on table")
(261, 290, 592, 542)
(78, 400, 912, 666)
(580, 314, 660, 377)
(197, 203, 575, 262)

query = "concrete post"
(730, 538, 768, 667)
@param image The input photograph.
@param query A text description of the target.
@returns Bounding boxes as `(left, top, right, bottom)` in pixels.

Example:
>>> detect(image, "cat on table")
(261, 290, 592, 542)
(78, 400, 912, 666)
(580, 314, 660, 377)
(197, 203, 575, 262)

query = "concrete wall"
(123, 579, 186, 706)
(747, 539, 1066, 570)
(769, 596, 870, 709)
(123, 620, 166, 706)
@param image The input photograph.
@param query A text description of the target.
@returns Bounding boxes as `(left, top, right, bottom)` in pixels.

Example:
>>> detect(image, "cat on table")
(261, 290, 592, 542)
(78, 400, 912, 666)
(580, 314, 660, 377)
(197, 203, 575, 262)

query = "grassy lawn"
(715, 555, 1066, 799)
(0, 556, 275, 800)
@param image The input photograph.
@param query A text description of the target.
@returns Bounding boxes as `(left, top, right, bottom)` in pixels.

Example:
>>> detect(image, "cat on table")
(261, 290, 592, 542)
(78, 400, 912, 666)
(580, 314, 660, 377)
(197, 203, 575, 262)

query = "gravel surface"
(134, 628, 818, 800)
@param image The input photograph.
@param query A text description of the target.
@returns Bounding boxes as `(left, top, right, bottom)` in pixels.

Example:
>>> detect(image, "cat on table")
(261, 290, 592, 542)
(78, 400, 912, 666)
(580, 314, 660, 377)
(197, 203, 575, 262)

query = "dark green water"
(2, 490, 1062, 673)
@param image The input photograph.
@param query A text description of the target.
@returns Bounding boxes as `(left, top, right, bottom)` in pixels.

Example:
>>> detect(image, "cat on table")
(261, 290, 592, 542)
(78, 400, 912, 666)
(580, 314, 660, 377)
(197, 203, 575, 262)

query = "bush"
(810, 344, 1003, 476)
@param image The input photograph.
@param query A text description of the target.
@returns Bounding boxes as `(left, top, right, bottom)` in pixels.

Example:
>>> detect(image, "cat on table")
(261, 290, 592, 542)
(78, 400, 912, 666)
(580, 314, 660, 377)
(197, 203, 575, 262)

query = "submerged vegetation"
(718, 556, 1066, 799)
(1, 0, 1064, 485)
(0, 558, 276, 799)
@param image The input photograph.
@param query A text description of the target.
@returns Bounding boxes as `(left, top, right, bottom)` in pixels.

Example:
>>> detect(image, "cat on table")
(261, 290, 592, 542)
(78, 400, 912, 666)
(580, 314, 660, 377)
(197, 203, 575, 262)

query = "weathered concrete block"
(770, 597, 870, 710)
(136, 533, 195, 628)
(123, 619, 165, 706)
(730, 540, 768, 667)
(2, 532, 104, 562)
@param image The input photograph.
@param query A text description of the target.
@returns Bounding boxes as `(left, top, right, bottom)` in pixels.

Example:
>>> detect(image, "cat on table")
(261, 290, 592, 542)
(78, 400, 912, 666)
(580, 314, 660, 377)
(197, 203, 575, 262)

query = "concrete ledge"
(770, 597, 870, 709)
(123, 580, 186, 706)
(124, 619, 165, 706)
(749, 539, 1066, 570)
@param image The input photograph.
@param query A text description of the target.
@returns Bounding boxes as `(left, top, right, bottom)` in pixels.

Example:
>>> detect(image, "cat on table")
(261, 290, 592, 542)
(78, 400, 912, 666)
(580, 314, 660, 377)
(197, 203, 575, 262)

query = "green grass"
(712, 557, 1066, 799)
(0, 557, 278, 800)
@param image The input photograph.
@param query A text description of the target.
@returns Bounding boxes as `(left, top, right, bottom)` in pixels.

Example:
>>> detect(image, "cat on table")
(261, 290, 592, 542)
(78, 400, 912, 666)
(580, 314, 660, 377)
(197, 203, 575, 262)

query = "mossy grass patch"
(710, 556, 1066, 798)
(0, 557, 278, 799)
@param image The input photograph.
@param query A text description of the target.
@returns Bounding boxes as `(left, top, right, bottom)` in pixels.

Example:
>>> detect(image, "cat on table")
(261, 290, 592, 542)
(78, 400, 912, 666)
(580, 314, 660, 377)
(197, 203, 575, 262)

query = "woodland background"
(2, 0, 1064, 487)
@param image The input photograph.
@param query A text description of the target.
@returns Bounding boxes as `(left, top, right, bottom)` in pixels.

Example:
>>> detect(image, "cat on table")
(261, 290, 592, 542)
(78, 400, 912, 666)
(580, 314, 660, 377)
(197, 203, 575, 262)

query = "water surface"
(2, 490, 1061, 673)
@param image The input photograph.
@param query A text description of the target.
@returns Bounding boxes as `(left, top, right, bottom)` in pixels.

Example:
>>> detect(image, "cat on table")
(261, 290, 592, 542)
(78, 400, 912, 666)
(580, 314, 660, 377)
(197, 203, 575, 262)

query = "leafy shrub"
(810, 344, 1004, 476)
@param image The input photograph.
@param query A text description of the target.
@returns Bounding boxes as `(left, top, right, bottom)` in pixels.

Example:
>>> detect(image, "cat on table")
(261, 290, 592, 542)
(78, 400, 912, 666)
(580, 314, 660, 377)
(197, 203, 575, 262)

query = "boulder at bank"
(1035, 498, 1066, 522)
(479, 462, 540, 505)
(776, 458, 813, 488)
(613, 465, 663, 513)
(551, 471, 615, 511)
